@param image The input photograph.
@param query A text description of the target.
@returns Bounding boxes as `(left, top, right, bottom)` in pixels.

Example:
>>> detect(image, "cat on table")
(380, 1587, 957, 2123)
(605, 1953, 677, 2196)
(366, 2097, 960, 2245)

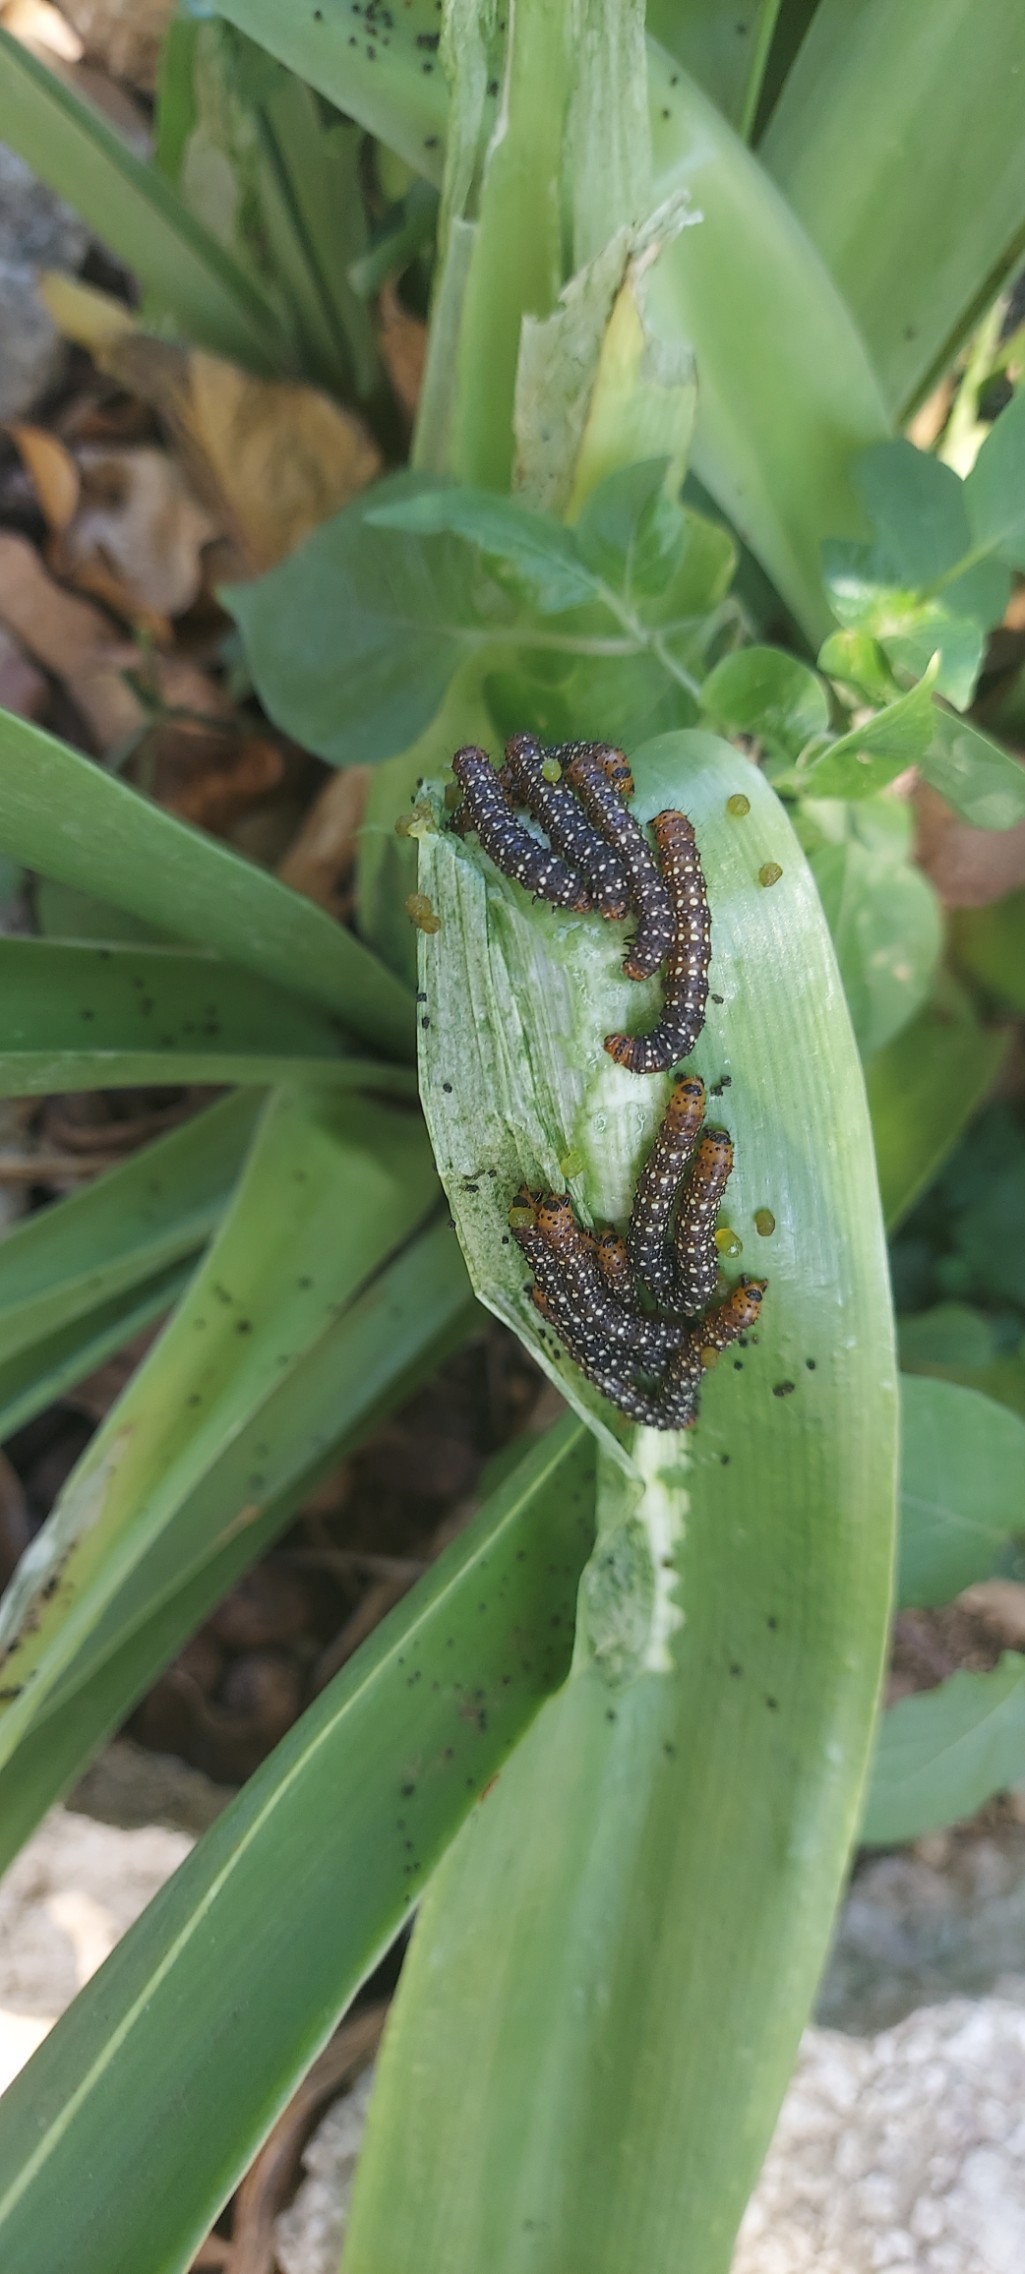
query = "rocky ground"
(3, 1741, 1025, 2274)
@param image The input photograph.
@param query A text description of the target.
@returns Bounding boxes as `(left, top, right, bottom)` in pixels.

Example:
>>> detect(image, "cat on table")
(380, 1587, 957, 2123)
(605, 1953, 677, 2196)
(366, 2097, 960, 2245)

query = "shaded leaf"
(863, 1654, 1025, 1846)
(0, 25, 291, 374)
(800, 660, 939, 799)
(899, 1303, 1000, 1374)
(922, 710, 1025, 833)
(964, 384, 1025, 570)
(0, 1090, 257, 1362)
(701, 644, 829, 758)
(763, 0, 1025, 416)
(223, 479, 521, 767)
(954, 889, 1025, 1010)
(214, 0, 449, 185)
(574, 458, 690, 600)
(0, 1262, 193, 1448)
(866, 987, 1007, 1228)
(804, 798, 942, 1057)
(0, 1090, 438, 1760)
(367, 486, 602, 616)
(0, 709, 412, 1057)
(0, 1218, 476, 1869)
(898, 1375, 1025, 1608)
(0, 940, 408, 1096)
(646, 53, 890, 641)
(0, 1417, 595, 2274)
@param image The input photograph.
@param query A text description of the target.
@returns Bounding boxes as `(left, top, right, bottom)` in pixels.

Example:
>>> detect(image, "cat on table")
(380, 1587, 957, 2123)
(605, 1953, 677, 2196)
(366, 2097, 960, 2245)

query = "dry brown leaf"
(7, 421, 81, 531)
(170, 737, 285, 832)
(957, 1582, 1025, 1649)
(37, 270, 137, 356)
(276, 764, 371, 916)
(0, 0, 82, 61)
(54, 444, 217, 623)
(0, 530, 231, 760)
(378, 282, 427, 420)
(58, 0, 176, 93)
(0, 529, 141, 744)
(87, 337, 379, 570)
(0, 621, 47, 720)
(183, 354, 382, 571)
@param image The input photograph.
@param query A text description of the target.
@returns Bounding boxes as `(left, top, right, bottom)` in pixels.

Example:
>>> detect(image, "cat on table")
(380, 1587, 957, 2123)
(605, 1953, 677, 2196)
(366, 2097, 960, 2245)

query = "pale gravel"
(4, 1755, 1025, 2272)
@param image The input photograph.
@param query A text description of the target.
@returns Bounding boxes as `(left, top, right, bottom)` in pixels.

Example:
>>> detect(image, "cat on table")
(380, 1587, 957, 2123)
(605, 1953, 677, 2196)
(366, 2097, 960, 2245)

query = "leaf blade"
(0, 1417, 595, 2274)
(0, 709, 413, 1056)
(0, 27, 291, 374)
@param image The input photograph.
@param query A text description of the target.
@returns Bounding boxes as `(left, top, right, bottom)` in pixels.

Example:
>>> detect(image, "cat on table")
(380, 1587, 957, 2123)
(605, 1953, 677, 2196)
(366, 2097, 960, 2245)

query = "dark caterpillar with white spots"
(604, 809, 711, 1074)
(501, 735, 632, 920)
(450, 747, 591, 911)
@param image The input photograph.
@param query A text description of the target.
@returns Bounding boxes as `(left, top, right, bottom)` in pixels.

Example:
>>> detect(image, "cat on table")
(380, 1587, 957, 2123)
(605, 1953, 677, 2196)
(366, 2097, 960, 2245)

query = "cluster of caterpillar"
(509, 1077, 765, 1431)
(448, 736, 766, 1428)
(450, 735, 710, 1073)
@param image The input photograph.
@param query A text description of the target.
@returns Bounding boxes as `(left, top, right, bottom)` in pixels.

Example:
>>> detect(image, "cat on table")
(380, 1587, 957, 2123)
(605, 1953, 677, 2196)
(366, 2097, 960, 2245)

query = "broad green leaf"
(964, 384, 1025, 569)
(0, 1218, 476, 1871)
(346, 727, 896, 2274)
(700, 645, 829, 758)
(821, 545, 1003, 711)
(646, 0, 782, 135)
(0, 709, 412, 1057)
(803, 799, 942, 1058)
(866, 988, 1007, 1229)
(0, 1090, 438, 1761)
(0, 1262, 192, 1448)
(645, 48, 891, 642)
(921, 710, 1025, 833)
(854, 439, 975, 589)
(762, 0, 1025, 416)
(574, 459, 692, 601)
(0, 1091, 257, 1363)
(224, 480, 524, 766)
(366, 487, 603, 615)
(213, 0, 449, 184)
(0, 27, 291, 375)
(899, 1304, 1001, 1374)
(0, 1417, 596, 2274)
(954, 890, 1025, 1011)
(898, 1375, 1025, 1608)
(818, 629, 900, 710)
(863, 1654, 1025, 1846)
(822, 441, 1012, 706)
(799, 661, 939, 800)
(35, 879, 171, 945)
(0, 941, 412, 1097)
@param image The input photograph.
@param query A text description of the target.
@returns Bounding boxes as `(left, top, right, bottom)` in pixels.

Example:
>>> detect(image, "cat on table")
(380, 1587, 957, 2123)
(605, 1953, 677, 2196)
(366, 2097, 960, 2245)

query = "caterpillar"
(533, 1192, 683, 1369)
(450, 747, 591, 911)
(549, 740, 635, 800)
(626, 1075, 707, 1307)
(589, 1227, 633, 1298)
(510, 1186, 766, 1430)
(651, 1339, 704, 1431)
(501, 735, 632, 920)
(672, 1128, 734, 1315)
(692, 1276, 768, 1364)
(604, 809, 711, 1074)
(564, 750, 674, 980)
